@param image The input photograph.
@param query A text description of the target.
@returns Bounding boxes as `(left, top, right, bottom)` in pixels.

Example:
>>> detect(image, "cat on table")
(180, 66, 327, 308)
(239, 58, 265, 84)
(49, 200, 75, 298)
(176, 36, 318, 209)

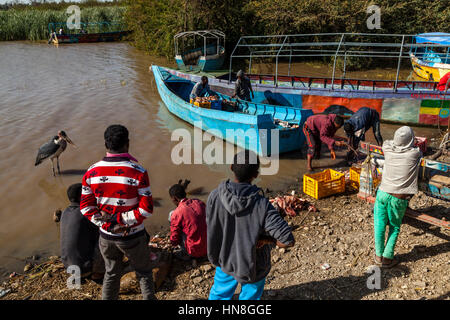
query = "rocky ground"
(1, 184, 448, 300)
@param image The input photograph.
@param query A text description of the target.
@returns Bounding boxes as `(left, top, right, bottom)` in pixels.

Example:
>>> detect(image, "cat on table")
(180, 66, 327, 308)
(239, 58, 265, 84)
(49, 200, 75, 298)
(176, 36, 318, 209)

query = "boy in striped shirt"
(81, 124, 155, 300)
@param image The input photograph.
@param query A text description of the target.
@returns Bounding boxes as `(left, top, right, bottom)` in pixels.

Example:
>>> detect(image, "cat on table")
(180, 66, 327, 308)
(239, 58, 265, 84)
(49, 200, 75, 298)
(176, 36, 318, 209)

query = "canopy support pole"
(394, 35, 405, 92)
(331, 34, 345, 90)
(229, 37, 242, 83)
(275, 36, 288, 86)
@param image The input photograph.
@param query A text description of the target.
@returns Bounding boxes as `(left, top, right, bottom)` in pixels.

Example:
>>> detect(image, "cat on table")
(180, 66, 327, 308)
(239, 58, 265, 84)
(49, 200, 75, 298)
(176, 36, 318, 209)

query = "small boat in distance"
(48, 22, 130, 45)
(410, 33, 450, 82)
(174, 30, 226, 72)
(151, 65, 312, 156)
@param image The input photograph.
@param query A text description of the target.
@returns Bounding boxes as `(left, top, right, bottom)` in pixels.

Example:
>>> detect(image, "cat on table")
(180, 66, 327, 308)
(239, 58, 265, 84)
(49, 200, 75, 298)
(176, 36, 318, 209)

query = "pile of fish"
(274, 119, 300, 129)
(270, 194, 318, 217)
(148, 235, 172, 250)
(194, 95, 219, 103)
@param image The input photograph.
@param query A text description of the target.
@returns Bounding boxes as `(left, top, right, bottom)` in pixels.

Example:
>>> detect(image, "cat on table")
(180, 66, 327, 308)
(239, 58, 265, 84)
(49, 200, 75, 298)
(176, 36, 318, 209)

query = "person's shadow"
(264, 238, 450, 300)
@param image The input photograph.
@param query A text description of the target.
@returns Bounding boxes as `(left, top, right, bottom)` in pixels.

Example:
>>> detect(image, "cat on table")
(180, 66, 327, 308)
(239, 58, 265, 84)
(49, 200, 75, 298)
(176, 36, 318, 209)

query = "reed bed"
(0, 6, 125, 41)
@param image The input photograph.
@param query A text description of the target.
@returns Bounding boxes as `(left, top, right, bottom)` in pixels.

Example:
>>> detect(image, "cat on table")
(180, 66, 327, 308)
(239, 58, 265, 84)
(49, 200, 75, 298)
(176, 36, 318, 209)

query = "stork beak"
(64, 135, 77, 148)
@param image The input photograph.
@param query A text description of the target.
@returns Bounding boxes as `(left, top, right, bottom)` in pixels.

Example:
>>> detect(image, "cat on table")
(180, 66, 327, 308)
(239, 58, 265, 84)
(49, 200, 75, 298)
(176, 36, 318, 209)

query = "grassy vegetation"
(124, 0, 450, 66)
(0, 1, 125, 41)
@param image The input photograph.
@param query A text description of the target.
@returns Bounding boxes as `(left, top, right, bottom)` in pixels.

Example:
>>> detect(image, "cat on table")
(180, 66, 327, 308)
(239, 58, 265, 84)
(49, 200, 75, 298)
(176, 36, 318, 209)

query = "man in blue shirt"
(344, 107, 383, 162)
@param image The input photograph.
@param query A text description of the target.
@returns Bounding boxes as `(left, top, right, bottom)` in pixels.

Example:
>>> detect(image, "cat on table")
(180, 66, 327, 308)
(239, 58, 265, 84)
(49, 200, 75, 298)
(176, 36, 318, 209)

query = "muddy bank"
(2, 181, 448, 300)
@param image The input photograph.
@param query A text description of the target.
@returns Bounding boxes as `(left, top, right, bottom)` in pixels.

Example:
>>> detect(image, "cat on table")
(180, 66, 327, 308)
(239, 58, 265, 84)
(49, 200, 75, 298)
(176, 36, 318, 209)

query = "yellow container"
(191, 99, 211, 108)
(349, 167, 362, 190)
(349, 166, 380, 192)
(303, 169, 345, 199)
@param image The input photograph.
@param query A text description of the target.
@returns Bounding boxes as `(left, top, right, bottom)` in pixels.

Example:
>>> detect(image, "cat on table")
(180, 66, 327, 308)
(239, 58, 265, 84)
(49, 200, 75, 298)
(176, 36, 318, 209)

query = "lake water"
(0, 41, 438, 276)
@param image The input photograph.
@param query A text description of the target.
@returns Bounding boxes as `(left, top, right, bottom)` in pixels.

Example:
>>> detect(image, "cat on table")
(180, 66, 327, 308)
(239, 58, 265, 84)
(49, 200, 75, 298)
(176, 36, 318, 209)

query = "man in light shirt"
(372, 126, 422, 268)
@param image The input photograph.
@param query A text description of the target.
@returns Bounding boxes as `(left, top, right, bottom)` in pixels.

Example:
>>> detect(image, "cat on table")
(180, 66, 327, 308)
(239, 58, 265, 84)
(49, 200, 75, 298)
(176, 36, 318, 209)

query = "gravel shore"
(2, 182, 448, 300)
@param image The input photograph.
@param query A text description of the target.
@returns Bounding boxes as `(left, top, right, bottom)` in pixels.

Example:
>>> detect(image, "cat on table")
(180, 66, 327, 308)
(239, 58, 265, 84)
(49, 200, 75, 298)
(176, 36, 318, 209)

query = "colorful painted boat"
(151, 65, 313, 156)
(174, 30, 226, 72)
(48, 22, 130, 44)
(170, 33, 450, 127)
(165, 67, 450, 127)
(410, 33, 450, 82)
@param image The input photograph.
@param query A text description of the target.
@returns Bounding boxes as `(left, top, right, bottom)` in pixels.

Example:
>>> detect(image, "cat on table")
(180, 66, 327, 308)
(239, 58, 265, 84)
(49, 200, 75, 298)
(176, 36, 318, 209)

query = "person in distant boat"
(190, 76, 215, 100)
(303, 114, 346, 171)
(344, 107, 383, 163)
(232, 70, 254, 101)
(58, 28, 64, 35)
(168, 180, 207, 261)
(80, 27, 87, 34)
(59, 183, 105, 281)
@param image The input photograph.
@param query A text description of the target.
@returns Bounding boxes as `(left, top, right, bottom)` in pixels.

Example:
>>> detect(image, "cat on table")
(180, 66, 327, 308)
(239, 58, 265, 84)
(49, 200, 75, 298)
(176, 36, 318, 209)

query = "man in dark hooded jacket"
(206, 150, 295, 300)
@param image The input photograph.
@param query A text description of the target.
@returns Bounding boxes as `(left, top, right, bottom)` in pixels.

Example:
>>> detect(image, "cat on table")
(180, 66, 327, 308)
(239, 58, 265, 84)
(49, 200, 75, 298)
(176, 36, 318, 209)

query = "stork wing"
(35, 139, 60, 166)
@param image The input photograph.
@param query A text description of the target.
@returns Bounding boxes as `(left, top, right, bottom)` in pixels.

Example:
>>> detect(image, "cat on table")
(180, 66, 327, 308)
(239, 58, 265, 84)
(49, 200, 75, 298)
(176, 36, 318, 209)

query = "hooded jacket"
(206, 180, 294, 283)
(378, 126, 422, 195)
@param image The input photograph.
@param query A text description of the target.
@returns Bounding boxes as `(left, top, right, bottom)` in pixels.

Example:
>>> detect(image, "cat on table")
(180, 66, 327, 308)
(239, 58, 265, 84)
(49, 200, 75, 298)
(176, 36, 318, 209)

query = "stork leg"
(51, 158, 56, 177)
(57, 156, 61, 175)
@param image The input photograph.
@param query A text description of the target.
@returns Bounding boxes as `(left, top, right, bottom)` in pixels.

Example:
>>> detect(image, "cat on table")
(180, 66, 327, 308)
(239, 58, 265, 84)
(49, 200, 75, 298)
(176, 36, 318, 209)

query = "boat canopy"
(228, 33, 450, 90)
(174, 30, 225, 57)
(415, 33, 450, 46)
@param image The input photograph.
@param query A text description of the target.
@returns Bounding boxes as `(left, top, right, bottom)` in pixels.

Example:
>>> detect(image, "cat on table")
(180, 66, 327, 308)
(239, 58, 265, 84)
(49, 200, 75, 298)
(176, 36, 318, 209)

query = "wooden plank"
(356, 194, 450, 230)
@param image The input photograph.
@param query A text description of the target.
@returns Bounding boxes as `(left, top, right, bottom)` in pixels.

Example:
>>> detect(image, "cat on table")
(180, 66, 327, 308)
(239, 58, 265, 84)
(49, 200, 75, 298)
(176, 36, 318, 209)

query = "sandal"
(381, 257, 399, 268)
(374, 255, 383, 265)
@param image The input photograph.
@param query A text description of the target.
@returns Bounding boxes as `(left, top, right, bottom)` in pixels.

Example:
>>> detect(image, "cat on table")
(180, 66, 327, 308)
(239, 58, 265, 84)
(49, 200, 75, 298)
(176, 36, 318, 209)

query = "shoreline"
(2, 177, 448, 300)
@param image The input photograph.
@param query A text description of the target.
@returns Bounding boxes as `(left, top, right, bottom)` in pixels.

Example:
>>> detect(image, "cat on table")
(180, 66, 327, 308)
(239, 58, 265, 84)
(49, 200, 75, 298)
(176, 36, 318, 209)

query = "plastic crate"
(349, 166, 381, 193)
(190, 99, 211, 108)
(303, 169, 345, 199)
(349, 167, 362, 190)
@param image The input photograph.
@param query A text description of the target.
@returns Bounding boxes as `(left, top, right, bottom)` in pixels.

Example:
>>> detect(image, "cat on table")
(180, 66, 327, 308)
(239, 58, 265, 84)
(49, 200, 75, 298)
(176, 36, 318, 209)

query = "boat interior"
(160, 69, 305, 126)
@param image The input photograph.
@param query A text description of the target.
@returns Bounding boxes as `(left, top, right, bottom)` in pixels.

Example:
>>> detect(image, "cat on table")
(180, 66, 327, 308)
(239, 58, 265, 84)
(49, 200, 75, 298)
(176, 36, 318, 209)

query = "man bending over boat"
(344, 107, 383, 163)
(232, 70, 254, 101)
(302, 114, 346, 171)
(190, 76, 215, 100)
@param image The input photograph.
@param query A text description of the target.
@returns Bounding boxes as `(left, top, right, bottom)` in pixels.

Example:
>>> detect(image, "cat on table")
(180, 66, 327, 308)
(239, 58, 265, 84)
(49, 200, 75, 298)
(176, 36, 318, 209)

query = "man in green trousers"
(372, 126, 422, 268)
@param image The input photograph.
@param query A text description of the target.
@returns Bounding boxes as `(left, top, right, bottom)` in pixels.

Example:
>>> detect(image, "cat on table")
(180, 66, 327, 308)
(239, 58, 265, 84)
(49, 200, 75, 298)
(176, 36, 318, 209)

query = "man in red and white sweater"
(81, 124, 155, 300)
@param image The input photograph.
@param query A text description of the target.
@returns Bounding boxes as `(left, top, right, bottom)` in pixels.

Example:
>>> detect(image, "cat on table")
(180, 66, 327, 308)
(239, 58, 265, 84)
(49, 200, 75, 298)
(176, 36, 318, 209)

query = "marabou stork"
(35, 131, 76, 176)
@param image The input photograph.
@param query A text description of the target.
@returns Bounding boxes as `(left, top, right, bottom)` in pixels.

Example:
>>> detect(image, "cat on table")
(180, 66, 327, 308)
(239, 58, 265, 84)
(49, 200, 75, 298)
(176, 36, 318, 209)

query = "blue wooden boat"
(174, 30, 226, 72)
(151, 65, 313, 156)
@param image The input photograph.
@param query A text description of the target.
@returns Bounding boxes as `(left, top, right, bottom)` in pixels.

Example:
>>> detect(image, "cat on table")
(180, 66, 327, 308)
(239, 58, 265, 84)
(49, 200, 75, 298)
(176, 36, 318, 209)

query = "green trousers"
(373, 190, 408, 259)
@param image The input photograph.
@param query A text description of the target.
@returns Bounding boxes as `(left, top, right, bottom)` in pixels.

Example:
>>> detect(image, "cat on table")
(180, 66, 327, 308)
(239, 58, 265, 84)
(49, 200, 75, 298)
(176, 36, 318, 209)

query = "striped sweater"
(80, 156, 153, 238)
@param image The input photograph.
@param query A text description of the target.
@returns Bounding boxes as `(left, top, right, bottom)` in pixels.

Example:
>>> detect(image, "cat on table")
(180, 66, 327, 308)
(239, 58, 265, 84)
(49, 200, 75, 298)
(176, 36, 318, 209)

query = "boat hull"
(53, 31, 130, 44)
(165, 67, 450, 127)
(175, 45, 225, 71)
(410, 53, 450, 82)
(152, 65, 311, 156)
